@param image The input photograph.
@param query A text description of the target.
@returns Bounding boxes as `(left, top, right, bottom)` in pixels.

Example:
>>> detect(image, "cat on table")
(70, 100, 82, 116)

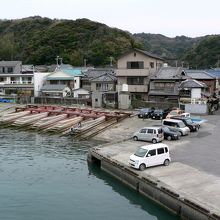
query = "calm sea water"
(0, 128, 180, 220)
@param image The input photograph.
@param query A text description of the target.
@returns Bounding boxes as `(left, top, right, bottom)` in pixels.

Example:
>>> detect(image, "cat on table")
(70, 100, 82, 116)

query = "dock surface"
(90, 113, 220, 219)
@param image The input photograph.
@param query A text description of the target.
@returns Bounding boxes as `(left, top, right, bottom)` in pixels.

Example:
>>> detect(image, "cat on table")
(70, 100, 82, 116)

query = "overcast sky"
(1, 0, 220, 37)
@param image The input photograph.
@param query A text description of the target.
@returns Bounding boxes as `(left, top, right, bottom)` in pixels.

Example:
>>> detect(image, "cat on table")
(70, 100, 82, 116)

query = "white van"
(129, 143, 171, 171)
(162, 119, 190, 136)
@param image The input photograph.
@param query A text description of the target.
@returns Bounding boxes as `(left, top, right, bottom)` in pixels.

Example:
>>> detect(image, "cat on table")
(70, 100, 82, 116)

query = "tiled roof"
(207, 70, 220, 78)
(0, 61, 21, 66)
(82, 68, 116, 80)
(179, 79, 207, 88)
(151, 67, 187, 79)
(118, 48, 164, 61)
(41, 84, 67, 91)
(185, 69, 214, 79)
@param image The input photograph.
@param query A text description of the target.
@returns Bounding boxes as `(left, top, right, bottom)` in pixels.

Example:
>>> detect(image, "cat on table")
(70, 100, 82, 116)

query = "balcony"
(116, 69, 150, 76)
(3, 81, 34, 88)
(117, 84, 148, 93)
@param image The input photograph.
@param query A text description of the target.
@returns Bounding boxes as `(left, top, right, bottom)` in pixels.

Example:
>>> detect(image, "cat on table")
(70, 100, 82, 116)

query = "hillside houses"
(0, 49, 219, 111)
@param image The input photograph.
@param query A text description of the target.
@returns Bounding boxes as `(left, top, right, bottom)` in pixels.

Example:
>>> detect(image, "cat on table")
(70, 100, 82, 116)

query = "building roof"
(90, 72, 117, 82)
(0, 61, 22, 66)
(118, 48, 165, 61)
(151, 67, 187, 80)
(185, 69, 214, 79)
(22, 65, 34, 73)
(179, 78, 207, 89)
(41, 84, 67, 91)
(81, 68, 116, 81)
(46, 69, 81, 80)
(207, 69, 220, 79)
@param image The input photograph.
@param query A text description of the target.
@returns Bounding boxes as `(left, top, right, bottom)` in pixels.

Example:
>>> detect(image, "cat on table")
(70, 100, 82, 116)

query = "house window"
(7, 67, 13, 73)
(96, 83, 101, 90)
(127, 76, 144, 85)
(127, 61, 144, 69)
(150, 62, 154, 68)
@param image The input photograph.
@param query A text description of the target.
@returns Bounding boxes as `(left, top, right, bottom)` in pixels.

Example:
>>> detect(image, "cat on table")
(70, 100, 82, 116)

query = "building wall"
(191, 88, 201, 99)
(34, 72, 50, 97)
(117, 51, 163, 71)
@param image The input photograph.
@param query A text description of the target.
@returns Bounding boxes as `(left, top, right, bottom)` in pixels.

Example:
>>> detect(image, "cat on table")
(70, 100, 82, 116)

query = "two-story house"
(0, 61, 34, 96)
(148, 67, 187, 103)
(85, 69, 117, 108)
(185, 69, 216, 96)
(39, 68, 85, 97)
(116, 48, 164, 102)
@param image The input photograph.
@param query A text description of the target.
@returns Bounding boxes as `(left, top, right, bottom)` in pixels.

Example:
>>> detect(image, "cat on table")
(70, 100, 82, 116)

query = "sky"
(1, 0, 220, 38)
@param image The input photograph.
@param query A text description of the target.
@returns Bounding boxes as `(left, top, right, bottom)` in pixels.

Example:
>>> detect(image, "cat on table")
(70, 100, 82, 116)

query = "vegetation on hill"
(0, 16, 219, 68)
(0, 16, 142, 66)
(183, 35, 220, 69)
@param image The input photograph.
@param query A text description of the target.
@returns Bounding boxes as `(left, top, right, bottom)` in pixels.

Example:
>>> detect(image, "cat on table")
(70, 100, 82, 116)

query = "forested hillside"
(0, 16, 142, 66)
(0, 16, 219, 68)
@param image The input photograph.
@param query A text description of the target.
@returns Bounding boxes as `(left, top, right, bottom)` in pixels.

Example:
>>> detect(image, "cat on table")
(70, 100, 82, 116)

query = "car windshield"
(185, 118, 193, 124)
(140, 108, 149, 113)
(163, 127, 169, 132)
(134, 147, 148, 157)
(178, 121, 186, 128)
(154, 110, 162, 113)
(169, 111, 178, 115)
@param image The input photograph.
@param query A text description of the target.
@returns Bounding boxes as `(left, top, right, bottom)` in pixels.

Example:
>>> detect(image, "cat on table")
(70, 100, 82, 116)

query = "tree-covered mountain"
(134, 33, 220, 68)
(0, 16, 142, 66)
(0, 16, 219, 68)
(183, 35, 220, 69)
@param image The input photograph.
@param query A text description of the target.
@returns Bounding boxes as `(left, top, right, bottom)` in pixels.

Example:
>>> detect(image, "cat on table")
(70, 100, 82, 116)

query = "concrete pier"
(88, 113, 220, 220)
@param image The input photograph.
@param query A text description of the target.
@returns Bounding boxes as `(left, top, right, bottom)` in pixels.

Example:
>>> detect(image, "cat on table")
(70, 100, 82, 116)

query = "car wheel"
(139, 163, 146, 171)
(167, 136, 172, 141)
(164, 159, 170, 166)
(152, 138, 157, 144)
(133, 136, 138, 141)
(178, 131, 182, 136)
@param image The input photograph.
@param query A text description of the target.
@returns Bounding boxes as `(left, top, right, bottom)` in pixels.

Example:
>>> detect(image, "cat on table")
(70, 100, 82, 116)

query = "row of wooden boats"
(0, 105, 131, 137)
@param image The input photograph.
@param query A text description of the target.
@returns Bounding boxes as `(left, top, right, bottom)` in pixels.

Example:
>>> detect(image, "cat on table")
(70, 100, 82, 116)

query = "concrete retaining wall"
(184, 104, 208, 114)
(89, 152, 220, 220)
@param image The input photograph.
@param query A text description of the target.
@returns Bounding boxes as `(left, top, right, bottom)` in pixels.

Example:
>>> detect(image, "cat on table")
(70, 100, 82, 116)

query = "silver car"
(133, 127, 164, 144)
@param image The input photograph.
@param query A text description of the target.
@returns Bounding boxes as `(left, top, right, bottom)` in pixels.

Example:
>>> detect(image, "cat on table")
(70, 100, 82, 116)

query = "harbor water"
(0, 128, 180, 220)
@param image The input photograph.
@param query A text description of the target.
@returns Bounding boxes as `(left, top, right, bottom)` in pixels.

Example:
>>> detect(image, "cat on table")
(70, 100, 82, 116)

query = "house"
(178, 78, 209, 114)
(81, 68, 117, 108)
(179, 78, 208, 102)
(206, 68, 220, 96)
(185, 69, 216, 96)
(116, 48, 164, 103)
(40, 84, 71, 97)
(148, 67, 187, 103)
(0, 61, 34, 96)
(39, 68, 83, 97)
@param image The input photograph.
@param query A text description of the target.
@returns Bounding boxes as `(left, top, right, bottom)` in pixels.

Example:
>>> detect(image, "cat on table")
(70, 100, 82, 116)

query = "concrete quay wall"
(88, 149, 220, 220)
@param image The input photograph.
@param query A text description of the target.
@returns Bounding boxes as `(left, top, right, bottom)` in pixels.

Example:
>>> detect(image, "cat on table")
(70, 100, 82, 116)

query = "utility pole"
(84, 59, 87, 67)
(110, 56, 113, 67)
(56, 56, 60, 68)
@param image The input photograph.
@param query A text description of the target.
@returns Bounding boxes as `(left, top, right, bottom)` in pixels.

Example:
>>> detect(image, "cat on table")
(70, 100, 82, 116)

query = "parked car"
(137, 108, 154, 118)
(162, 126, 181, 140)
(162, 119, 190, 136)
(166, 109, 184, 119)
(133, 126, 164, 143)
(151, 109, 169, 120)
(170, 116, 199, 132)
(129, 143, 171, 171)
